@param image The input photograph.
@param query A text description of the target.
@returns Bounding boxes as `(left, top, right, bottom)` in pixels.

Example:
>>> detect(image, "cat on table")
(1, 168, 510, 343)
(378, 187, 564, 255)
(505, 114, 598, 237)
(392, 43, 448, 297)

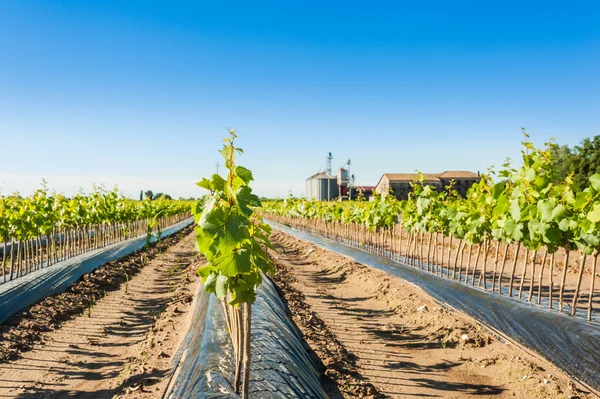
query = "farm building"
(374, 171, 479, 200)
(306, 171, 339, 201)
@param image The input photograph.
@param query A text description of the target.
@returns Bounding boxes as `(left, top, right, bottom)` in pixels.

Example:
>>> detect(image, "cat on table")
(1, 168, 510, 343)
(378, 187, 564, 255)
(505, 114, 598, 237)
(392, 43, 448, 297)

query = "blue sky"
(1, 1, 598, 198)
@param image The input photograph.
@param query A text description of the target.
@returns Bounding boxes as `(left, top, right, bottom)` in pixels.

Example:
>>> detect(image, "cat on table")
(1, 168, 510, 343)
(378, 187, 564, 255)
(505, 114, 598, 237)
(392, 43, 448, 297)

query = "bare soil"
(0, 230, 202, 398)
(267, 216, 600, 317)
(270, 229, 595, 399)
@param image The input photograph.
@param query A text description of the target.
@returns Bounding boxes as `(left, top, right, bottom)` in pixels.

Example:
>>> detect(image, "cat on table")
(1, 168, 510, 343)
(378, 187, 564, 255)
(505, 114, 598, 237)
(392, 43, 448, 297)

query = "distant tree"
(550, 136, 600, 189)
(139, 190, 143, 201)
(573, 136, 600, 189)
(153, 193, 172, 200)
(550, 144, 576, 185)
(144, 190, 154, 200)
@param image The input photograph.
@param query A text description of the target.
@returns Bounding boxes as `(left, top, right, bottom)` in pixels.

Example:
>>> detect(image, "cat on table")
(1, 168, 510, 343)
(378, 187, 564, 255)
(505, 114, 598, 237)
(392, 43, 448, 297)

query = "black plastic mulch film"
(265, 221, 600, 394)
(0, 218, 194, 324)
(166, 277, 329, 399)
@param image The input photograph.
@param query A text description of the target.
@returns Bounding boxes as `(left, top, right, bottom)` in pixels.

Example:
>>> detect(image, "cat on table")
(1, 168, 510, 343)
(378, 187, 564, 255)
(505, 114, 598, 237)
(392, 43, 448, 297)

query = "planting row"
(0, 186, 191, 284)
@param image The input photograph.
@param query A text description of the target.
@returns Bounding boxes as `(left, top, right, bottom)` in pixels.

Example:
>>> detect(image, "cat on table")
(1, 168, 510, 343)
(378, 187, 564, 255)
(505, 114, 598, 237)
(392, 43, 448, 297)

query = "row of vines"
(263, 133, 600, 321)
(0, 186, 191, 284)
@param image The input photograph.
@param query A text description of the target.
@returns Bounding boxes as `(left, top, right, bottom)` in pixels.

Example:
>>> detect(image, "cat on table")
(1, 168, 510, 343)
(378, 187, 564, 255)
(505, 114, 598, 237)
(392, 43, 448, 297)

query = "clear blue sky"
(1, 1, 598, 198)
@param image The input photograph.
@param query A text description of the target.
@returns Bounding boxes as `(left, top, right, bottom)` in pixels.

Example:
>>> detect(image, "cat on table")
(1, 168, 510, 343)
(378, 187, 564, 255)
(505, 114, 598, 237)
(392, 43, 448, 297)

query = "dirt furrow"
(0, 231, 202, 399)
(270, 230, 593, 399)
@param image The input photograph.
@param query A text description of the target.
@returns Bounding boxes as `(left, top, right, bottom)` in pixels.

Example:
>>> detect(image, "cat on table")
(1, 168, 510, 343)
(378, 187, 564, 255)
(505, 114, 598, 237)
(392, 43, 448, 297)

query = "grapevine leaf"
(211, 174, 226, 192)
(590, 174, 600, 191)
(229, 288, 256, 306)
(559, 218, 570, 232)
(544, 226, 561, 243)
(538, 200, 554, 223)
(551, 204, 566, 221)
(587, 204, 600, 223)
(236, 166, 254, 183)
(204, 272, 218, 292)
(200, 207, 226, 235)
(196, 178, 213, 191)
(214, 247, 252, 276)
(510, 199, 521, 222)
(215, 274, 229, 301)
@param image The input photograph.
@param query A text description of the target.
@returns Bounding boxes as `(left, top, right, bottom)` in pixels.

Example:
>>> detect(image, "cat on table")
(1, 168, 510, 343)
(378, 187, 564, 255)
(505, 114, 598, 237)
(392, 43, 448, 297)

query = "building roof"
(382, 173, 439, 182)
(376, 171, 479, 188)
(437, 171, 479, 179)
(306, 171, 335, 180)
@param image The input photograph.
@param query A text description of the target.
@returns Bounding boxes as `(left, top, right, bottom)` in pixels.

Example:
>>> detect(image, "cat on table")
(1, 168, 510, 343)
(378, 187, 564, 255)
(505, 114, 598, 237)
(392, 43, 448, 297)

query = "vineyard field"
(1, 136, 598, 398)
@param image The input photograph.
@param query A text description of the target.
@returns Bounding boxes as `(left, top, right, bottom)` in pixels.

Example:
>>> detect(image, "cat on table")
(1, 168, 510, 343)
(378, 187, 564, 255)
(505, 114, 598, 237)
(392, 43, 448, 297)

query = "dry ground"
(0, 231, 202, 399)
(270, 229, 594, 399)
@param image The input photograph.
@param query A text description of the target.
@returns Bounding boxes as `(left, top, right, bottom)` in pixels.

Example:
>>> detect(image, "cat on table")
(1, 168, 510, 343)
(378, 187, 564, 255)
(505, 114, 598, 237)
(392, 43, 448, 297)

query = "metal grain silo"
(306, 172, 339, 201)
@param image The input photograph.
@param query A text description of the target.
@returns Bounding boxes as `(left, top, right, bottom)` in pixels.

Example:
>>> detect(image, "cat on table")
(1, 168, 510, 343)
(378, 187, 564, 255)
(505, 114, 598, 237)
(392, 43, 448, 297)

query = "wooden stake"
(588, 253, 598, 321)
(527, 250, 538, 302)
(508, 242, 521, 297)
(478, 239, 490, 288)
(537, 249, 548, 305)
(491, 242, 504, 292)
(426, 233, 433, 272)
(559, 248, 570, 312)
(571, 254, 587, 316)
(457, 241, 466, 282)
(446, 236, 453, 277)
(464, 244, 473, 285)
(549, 253, 555, 309)
(518, 248, 530, 299)
(241, 303, 252, 399)
(452, 239, 463, 279)
(233, 305, 242, 393)
(1, 240, 6, 283)
(471, 243, 482, 285)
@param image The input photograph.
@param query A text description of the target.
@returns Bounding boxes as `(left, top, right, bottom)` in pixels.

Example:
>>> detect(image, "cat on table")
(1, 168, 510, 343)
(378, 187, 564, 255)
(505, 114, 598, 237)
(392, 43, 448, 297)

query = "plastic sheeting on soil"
(166, 277, 329, 399)
(0, 218, 194, 324)
(268, 220, 600, 394)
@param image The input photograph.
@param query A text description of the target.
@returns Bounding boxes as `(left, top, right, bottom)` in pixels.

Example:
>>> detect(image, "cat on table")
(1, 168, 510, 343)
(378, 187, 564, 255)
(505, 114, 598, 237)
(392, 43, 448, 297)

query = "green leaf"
(574, 192, 590, 210)
(525, 167, 536, 182)
(544, 226, 561, 244)
(229, 288, 257, 305)
(559, 218, 570, 232)
(225, 213, 250, 242)
(220, 145, 233, 163)
(211, 174, 226, 192)
(213, 247, 252, 276)
(215, 274, 229, 301)
(195, 229, 216, 260)
(538, 200, 554, 223)
(587, 204, 600, 224)
(551, 204, 566, 221)
(510, 199, 521, 222)
(581, 232, 600, 247)
(196, 178, 213, 191)
(512, 223, 524, 242)
(197, 264, 218, 280)
(590, 174, 600, 191)
(236, 166, 254, 183)
(237, 186, 260, 216)
(204, 272, 218, 292)
(200, 207, 226, 235)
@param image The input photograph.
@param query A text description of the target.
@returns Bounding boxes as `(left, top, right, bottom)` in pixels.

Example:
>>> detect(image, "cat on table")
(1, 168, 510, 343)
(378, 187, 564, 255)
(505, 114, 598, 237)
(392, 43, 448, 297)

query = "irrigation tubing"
(0, 217, 194, 324)
(267, 220, 600, 395)
(166, 277, 329, 399)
